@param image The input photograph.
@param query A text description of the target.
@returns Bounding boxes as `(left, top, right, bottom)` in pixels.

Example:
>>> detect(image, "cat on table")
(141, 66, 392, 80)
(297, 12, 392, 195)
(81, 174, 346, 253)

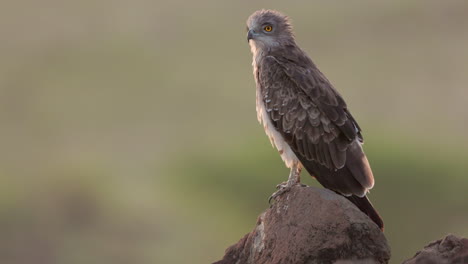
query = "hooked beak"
(247, 29, 256, 42)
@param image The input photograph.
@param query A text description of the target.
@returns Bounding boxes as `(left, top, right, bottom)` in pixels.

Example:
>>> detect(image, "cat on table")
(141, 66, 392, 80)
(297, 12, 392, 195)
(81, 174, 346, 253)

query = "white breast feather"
(251, 42, 299, 169)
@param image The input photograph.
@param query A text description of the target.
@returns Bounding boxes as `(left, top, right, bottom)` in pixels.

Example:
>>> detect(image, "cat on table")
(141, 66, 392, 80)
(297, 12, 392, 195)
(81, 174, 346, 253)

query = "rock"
(402, 234, 468, 264)
(214, 185, 390, 264)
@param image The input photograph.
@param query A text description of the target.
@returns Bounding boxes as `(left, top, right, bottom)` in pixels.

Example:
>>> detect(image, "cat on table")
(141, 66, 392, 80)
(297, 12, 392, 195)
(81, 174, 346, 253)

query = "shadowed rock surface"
(214, 185, 390, 264)
(402, 234, 468, 264)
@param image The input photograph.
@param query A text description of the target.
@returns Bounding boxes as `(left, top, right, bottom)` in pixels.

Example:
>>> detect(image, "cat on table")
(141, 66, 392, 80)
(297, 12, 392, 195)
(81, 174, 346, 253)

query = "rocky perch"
(403, 234, 468, 264)
(214, 185, 391, 264)
(214, 185, 468, 264)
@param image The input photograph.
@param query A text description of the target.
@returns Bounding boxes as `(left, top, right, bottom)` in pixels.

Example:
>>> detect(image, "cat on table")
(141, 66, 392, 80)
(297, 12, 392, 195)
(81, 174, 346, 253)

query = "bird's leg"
(269, 164, 302, 204)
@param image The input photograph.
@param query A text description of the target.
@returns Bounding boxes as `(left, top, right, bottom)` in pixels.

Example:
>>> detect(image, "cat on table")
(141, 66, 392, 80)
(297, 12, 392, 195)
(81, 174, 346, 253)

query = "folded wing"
(258, 54, 374, 197)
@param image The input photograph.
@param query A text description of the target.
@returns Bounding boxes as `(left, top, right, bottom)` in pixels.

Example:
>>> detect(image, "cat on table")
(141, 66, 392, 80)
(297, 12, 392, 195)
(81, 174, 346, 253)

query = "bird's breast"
(253, 61, 299, 169)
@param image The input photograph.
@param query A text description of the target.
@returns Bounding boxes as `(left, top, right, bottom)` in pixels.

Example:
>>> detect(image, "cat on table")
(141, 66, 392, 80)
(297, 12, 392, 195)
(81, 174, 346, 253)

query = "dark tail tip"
(345, 195, 384, 231)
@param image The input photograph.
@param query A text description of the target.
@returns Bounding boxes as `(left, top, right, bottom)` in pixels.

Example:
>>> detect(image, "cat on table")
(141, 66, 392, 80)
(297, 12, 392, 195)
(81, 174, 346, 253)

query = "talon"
(268, 183, 292, 204)
(268, 164, 302, 205)
(276, 181, 287, 189)
(268, 195, 274, 205)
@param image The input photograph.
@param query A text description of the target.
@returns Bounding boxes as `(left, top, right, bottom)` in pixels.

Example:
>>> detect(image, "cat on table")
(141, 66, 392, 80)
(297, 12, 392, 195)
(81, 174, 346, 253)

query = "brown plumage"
(247, 9, 383, 229)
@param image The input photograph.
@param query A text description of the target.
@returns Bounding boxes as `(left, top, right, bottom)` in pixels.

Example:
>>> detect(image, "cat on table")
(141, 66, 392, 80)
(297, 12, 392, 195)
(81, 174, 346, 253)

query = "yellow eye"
(264, 25, 273, 32)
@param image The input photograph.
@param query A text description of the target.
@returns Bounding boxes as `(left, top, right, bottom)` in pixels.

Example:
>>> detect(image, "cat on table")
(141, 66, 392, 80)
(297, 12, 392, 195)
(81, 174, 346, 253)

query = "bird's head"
(246, 10, 294, 50)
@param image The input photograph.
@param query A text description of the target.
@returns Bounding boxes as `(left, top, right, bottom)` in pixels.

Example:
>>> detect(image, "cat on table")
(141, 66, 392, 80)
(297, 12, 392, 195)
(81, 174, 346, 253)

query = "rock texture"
(214, 185, 390, 264)
(402, 234, 468, 264)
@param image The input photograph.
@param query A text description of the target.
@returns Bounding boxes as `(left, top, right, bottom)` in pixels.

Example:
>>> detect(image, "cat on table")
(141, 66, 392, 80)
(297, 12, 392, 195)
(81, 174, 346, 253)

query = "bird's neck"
(249, 41, 265, 66)
(250, 40, 299, 58)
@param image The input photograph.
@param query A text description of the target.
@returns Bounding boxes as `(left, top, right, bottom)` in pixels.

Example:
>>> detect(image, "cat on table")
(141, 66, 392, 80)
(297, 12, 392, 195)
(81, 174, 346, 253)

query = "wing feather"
(258, 52, 373, 196)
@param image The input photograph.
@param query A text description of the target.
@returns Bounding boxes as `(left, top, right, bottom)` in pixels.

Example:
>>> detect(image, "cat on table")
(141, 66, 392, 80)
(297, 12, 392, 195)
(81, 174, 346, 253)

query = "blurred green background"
(1, 0, 467, 263)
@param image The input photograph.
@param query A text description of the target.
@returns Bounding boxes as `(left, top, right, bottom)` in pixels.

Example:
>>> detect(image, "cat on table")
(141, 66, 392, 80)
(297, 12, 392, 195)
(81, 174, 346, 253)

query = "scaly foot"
(268, 164, 303, 204)
(268, 181, 299, 204)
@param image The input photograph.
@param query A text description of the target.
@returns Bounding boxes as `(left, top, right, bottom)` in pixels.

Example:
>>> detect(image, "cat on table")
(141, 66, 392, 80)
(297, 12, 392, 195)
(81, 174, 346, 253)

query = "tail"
(295, 140, 384, 230)
(291, 137, 384, 230)
(345, 195, 384, 230)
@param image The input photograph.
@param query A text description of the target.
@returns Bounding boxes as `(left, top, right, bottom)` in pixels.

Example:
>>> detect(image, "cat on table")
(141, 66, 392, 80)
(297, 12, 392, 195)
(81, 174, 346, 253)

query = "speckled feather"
(257, 48, 374, 195)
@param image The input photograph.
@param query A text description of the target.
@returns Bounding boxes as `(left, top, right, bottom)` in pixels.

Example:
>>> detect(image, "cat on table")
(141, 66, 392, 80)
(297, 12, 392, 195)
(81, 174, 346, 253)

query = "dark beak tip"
(247, 31, 253, 43)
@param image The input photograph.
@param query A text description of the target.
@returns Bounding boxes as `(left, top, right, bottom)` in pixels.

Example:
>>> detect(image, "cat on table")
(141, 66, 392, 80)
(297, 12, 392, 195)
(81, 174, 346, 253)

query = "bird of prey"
(246, 9, 383, 229)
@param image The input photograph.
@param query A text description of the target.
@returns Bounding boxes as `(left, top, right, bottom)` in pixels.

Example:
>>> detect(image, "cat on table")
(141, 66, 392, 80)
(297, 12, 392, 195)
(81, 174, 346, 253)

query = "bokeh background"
(1, 1, 467, 263)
